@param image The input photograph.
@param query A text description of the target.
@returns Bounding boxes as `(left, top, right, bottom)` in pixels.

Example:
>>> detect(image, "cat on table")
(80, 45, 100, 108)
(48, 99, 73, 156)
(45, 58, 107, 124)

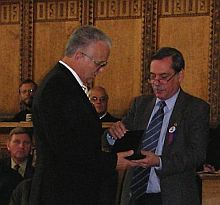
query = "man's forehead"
(10, 133, 31, 140)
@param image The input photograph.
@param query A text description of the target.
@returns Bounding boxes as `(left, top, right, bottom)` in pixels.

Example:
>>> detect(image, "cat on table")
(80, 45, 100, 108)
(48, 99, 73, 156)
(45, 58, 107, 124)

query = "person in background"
(88, 86, 120, 205)
(0, 127, 34, 178)
(0, 127, 34, 205)
(88, 86, 120, 122)
(10, 79, 38, 122)
(108, 47, 210, 205)
(29, 25, 136, 205)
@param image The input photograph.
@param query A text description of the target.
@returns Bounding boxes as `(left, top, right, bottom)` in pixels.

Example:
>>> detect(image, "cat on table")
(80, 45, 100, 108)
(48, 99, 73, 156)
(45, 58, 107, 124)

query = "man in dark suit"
(1, 127, 34, 178)
(0, 127, 34, 205)
(88, 86, 120, 123)
(108, 47, 210, 205)
(29, 25, 135, 205)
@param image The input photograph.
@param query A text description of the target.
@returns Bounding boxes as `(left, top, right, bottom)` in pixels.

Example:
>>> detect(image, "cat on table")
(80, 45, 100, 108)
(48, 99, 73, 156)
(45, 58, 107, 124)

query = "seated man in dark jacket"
(88, 86, 120, 122)
(10, 79, 37, 122)
(0, 127, 35, 205)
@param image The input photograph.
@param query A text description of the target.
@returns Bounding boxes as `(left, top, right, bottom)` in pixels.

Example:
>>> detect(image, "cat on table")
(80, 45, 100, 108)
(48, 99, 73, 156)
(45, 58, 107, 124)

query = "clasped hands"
(109, 121, 160, 170)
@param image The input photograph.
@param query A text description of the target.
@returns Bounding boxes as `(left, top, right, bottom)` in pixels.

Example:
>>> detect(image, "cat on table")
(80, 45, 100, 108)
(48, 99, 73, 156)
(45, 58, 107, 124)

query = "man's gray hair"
(64, 25, 112, 57)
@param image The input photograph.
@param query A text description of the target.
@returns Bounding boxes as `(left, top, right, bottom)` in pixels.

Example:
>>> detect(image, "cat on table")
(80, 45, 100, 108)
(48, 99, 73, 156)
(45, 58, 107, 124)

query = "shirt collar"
(99, 112, 107, 119)
(59, 60, 86, 90)
(11, 158, 28, 177)
(156, 89, 180, 111)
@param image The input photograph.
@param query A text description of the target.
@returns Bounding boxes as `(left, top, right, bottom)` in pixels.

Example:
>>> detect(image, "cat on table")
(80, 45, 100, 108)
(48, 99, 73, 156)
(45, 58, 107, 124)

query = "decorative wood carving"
(34, 0, 79, 22)
(0, 1, 20, 24)
(20, 0, 33, 81)
(94, 0, 142, 20)
(81, 0, 93, 25)
(142, 0, 158, 95)
(159, 0, 210, 17)
(209, 0, 220, 126)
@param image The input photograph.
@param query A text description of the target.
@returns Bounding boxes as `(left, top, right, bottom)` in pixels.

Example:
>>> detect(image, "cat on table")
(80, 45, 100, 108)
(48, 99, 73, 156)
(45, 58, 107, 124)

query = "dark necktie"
(130, 101, 166, 199)
(14, 164, 20, 172)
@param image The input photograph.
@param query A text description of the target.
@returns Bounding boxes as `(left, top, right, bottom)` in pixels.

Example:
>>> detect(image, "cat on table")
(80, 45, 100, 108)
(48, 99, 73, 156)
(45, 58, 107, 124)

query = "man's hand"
(116, 150, 137, 170)
(108, 121, 128, 140)
(131, 150, 160, 168)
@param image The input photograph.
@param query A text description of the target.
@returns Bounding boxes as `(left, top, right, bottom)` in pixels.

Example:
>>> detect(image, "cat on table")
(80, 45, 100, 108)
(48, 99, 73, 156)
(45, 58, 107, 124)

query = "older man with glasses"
(88, 86, 120, 123)
(107, 47, 210, 205)
(30, 25, 136, 205)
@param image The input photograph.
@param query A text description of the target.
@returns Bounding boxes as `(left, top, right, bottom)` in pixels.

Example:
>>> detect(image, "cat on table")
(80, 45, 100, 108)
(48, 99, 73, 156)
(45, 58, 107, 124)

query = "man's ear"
(7, 140, 10, 151)
(74, 50, 83, 61)
(178, 70, 184, 83)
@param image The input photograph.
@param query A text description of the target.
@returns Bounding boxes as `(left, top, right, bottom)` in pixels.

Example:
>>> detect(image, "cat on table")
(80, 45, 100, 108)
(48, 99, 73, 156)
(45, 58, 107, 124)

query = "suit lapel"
(141, 97, 156, 129)
(164, 90, 189, 147)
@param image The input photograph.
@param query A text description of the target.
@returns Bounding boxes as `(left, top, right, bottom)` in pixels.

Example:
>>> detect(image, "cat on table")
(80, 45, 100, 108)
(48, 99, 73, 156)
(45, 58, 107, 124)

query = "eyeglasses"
(148, 72, 177, 84)
(20, 89, 34, 95)
(90, 96, 108, 103)
(81, 52, 108, 68)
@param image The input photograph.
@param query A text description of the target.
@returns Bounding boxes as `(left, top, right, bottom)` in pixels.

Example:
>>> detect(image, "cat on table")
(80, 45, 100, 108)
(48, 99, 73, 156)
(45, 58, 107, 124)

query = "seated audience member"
(0, 127, 35, 178)
(88, 86, 120, 122)
(0, 127, 34, 205)
(10, 79, 37, 122)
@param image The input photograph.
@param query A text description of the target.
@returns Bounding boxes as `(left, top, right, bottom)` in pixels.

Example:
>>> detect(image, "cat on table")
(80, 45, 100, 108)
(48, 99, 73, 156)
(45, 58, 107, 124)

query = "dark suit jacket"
(0, 161, 23, 205)
(29, 62, 117, 205)
(0, 156, 34, 179)
(120, 90, 210, 205)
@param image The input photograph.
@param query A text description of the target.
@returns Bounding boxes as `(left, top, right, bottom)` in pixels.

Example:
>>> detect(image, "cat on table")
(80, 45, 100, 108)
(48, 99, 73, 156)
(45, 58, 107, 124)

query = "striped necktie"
(130, 101, 166, 199)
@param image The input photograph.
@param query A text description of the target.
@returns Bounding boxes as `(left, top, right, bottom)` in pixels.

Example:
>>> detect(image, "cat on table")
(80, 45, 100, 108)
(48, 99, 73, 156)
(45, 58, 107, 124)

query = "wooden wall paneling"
(0, 1, 21, 118)
(81, 0, 94, 25)
(209, 0, 220, 126)
(20, 0, 34, 81)
(142, 0, 158, 95)
(154, 0, 220, 126)
(33, 0, 82, 83)
(93, 0, 145, 117)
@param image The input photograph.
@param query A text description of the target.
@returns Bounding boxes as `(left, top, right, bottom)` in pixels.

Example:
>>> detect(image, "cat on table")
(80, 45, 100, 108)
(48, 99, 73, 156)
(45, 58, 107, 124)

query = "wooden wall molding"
(209, 0, 220, 126)
(20, 0, 34, 81)
(34, 0, 80, 22)
(142, 0, 158, 95)
(159, 0, 210, 17)
(0, 1, 20, 25)
(94, 0, 142, 20)
(81, 0, 93, 25)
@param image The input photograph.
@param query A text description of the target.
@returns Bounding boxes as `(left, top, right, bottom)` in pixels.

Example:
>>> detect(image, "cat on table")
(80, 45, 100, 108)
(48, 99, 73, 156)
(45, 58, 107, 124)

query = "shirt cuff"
(106, 133, 116, 145)
(155, 156, 162, 170)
